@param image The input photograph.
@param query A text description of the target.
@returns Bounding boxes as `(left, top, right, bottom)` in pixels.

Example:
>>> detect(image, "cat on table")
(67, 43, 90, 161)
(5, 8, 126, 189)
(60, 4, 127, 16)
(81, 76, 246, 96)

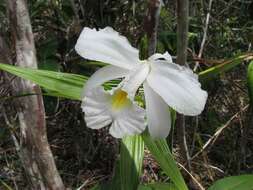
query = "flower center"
(111, 90, 130, 110)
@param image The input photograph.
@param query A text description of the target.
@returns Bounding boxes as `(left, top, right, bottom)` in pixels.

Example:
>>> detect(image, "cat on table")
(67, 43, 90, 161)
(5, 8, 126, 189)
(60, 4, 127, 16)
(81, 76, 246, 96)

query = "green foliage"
(0, 179, 13, 190)
(157, 32, 197, 55)
(142, 132, 188, 190)
(37, 35, 60, 71)
(247, 60, 253, 106)
(120, 135, 145, 190)
(199, 53, 253, 82)
(138, 183, 178, 190)
(0, 63, 87, 100)
(139, 35, 149, 60)
(208, 175, 253, 190)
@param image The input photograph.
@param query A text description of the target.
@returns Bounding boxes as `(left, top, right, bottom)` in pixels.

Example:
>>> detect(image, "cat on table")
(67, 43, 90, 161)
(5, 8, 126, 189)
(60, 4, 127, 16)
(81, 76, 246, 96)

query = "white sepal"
(75, 27, 139, 70)
(143, 82, 171, 138)
(147, 60, 207, 116)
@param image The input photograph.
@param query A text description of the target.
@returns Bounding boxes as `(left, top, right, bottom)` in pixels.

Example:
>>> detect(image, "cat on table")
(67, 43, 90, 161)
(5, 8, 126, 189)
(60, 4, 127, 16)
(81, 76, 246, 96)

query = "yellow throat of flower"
(111, 90, 130, 110)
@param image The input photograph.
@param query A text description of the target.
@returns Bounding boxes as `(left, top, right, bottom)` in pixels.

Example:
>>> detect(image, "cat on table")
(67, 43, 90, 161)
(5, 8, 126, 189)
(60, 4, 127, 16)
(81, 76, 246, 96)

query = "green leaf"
(199, 53, 253, 82)
(0, 179, 13, 190)
(89, 136, 144, 190)
(120, 135, 145, 190)
(138, 183, 178, 190)
(137, 185, 152, 190)
(208, 175, 253, 190)
(80, 61, 108, 67)
(0, 63, 87, 100)
(142, 132, 188, 190)
(247, 61, 253, 106)
(89, 183, 117, 190)
(139, 35, 148, 60)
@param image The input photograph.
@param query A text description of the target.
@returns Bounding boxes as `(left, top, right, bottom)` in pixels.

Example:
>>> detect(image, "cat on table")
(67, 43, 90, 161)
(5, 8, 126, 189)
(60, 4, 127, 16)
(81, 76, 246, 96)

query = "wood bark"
(144, 0, 162, 56)
(6, 1, 65, 189)
(176, 0, 192, 171)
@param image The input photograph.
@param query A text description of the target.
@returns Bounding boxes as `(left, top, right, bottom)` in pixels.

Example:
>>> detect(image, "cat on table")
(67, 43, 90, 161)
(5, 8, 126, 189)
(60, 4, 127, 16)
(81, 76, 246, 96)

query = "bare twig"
(191, 104, 249, 160)
(194, 0, 213, 71)
(178, 163, 205, 190)
(199, 0, 213, 58)
(192, 161, 225, 174)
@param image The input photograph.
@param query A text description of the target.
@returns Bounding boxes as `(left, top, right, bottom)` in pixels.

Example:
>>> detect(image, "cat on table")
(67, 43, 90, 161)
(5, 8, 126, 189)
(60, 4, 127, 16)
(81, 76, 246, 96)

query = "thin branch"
(199, 0, 213, 58)
(194, 0, 213, 71)
(191, 104, 249, 160)
(178, 163, 205, 190)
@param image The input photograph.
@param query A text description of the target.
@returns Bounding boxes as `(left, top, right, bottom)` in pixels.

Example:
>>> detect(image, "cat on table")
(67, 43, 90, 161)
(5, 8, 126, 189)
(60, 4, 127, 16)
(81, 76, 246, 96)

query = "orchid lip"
(110, 89, 131, 110)
(83, 86, 146, 138)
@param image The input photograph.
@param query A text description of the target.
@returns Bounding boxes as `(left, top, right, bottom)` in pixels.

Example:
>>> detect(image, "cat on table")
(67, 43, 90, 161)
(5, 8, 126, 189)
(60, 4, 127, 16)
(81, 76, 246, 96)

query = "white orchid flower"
(82, 86, 145, 138)
(75, 27, 208, 138)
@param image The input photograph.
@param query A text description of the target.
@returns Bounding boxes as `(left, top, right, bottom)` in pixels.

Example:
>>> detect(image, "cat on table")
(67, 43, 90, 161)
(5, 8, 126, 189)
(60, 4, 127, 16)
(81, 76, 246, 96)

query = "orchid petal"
(122, 63, 150, 99)
(144, 82, 171, 138)
(148, 52, 173, 63)
(75, 27, 139, 70)
(109, 102, 146, 138)
(82, 65, 129, 97)
(147, 60, 207, 115)
(82, 87, 112, 129)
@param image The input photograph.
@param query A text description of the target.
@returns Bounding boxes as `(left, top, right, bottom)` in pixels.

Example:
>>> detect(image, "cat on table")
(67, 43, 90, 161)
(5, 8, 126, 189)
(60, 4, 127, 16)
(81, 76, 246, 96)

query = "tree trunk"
(6, 1, 65, 189)
(144, 0, 161, 56)
(176, 0, 192, 172)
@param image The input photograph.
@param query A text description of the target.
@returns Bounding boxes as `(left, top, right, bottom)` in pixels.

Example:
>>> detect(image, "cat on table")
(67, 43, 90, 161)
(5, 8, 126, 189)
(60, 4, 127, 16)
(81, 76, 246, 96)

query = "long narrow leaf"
(138, 183, 178, 190)
(146, 183, 178, 190)
(199, 53, 253, 82)
(142, 132, 188, 190)
(120, 135, 145, 190)
(0, 179, 13, 190)
(0, 63, 87, 100)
